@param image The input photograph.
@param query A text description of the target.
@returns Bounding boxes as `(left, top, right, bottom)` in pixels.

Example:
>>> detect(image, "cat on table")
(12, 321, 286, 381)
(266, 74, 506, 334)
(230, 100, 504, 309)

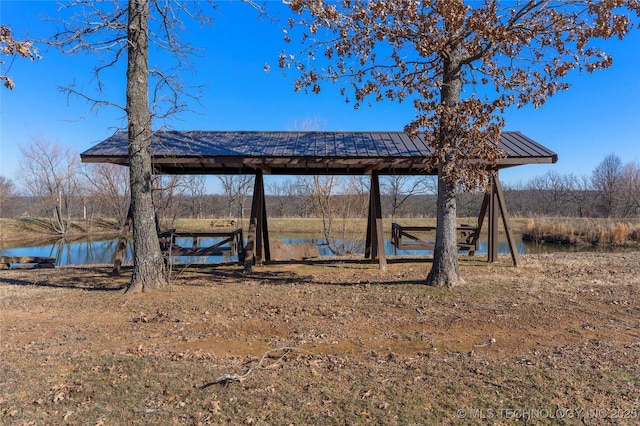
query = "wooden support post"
(493, 176, 521, 267)
(370, 171, 387, 271)
(244, 172, 263, 273)
(260, 173, 271, 262)
(255, 172, 265, 265)
(364, 187, 373, 259)
(112, 204, 133, 275)
(488, 178, 499, 263)
(255, 205, 263, 264)
(471, 192, 490, 257)
(476, 192, 490, 238)
(370, 179, 379, 263)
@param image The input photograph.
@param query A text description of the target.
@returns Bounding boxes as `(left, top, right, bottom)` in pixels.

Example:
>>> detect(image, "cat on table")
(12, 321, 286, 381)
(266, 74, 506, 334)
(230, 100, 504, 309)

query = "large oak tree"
(280, 0, 639, 287)
(124, 0, 165, 292)
(50, 0, 219, 293)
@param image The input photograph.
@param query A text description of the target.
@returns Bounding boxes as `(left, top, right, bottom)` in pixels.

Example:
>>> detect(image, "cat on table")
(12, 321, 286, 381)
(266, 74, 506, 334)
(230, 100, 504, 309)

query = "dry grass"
(523, 218, 640, 246)
(2, 216, 633, 241)
(0, 218, 120, 244)
(1, 252, 639, 424)
(0, 217, 478, 242)
(166, 217, 499, 240)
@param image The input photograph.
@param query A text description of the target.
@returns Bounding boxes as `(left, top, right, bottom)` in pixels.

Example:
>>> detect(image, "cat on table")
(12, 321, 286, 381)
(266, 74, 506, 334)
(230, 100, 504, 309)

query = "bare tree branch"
(1, 25, 41, 89)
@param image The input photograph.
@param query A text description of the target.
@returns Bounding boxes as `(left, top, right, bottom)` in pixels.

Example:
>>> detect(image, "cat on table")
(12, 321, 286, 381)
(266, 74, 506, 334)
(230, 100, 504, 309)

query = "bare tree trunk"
(125, 0, 167, 294)
(427, 37, 464, 288)
(427, 166, 463, 287)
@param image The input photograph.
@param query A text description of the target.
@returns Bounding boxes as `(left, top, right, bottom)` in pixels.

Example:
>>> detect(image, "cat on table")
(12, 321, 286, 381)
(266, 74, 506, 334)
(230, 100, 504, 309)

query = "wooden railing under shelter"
(111, 206, 246, 274)
(390, 223, 480, 255)
(158, 228, 245, 263)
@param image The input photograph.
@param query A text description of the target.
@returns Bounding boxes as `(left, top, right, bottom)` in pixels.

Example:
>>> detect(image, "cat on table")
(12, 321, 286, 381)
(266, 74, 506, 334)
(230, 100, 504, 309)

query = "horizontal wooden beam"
(1, 256, 56, 268)
(83, 155, 555, 176)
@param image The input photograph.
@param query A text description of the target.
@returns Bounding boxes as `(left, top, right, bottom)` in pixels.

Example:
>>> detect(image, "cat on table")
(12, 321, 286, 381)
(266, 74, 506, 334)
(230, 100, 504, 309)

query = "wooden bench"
(158, 228, 245, 264)
(210, 219, 236, 228)
(391, 223, 480, 255)
(1, 256, 56, 269)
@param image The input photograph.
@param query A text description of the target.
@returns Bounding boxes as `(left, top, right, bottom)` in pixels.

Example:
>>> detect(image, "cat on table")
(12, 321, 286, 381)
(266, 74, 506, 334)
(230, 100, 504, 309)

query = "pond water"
(0, 235, 622, 267)
(284, 237, 527, 257)
(0, 238, 135, 267)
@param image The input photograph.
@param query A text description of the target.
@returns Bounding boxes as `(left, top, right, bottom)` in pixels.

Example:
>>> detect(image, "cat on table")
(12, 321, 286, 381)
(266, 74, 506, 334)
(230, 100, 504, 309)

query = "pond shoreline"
(0, 217, 120, 244)
(522, 218, 640, 248)
(3, 233, 638, 268)
(3, 217, 639, 260)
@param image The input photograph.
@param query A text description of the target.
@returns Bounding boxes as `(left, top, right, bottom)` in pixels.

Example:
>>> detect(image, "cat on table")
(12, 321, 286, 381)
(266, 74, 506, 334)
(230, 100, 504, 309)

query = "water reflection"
(0, 237, 241, 267)
(281, 238, 527, 257)
(0, 238, 133, 267)
(0, 235, 622, 267)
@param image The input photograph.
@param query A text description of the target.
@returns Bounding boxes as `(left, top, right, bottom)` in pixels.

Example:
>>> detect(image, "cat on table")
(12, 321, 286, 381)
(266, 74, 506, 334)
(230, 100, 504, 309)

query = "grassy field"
(2, 217, 638, 253)
(523, 217, 640, 246)
(1, 251, 639, 424)
(0, 217, 121, 243)
(1, 216, 526, 242)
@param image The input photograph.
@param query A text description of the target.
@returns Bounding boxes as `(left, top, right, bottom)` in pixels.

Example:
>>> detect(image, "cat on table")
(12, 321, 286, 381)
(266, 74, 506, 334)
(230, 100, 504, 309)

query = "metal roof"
(81, 130, 557, 175)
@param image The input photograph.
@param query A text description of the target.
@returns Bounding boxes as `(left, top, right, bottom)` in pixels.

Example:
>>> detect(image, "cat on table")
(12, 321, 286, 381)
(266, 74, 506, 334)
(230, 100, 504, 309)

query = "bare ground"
(1, 252, 639, 425)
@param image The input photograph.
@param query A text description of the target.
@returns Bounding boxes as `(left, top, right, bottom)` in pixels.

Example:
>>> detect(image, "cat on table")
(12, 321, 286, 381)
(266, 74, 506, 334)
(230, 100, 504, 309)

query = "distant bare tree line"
(1, 138, 638, 228)
(504, 154, 640, 218)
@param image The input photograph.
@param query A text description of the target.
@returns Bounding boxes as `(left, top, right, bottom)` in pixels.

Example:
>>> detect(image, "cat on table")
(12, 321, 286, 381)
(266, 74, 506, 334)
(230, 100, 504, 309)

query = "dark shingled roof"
(81, 131, 557, 175)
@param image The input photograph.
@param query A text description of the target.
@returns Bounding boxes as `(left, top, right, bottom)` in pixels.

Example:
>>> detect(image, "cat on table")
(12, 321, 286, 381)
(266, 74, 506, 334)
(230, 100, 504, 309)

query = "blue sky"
(1, 1, 639, 193)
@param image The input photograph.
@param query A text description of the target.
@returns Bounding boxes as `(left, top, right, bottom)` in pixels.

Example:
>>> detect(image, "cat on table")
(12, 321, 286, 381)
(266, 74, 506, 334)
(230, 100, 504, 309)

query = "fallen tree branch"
(201, 347, 316, 388)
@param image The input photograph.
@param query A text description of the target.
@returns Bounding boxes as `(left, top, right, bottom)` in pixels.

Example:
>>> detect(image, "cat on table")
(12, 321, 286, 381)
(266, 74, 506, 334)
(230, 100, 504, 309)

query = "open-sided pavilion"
(81, 130, 557, 271)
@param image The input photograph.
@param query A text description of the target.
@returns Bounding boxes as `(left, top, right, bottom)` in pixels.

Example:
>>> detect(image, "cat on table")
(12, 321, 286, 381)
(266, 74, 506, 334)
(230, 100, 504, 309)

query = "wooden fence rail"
(158, 229, 245, 264)
(1, 256, 56, 269)
(390, 223, 480, 255)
